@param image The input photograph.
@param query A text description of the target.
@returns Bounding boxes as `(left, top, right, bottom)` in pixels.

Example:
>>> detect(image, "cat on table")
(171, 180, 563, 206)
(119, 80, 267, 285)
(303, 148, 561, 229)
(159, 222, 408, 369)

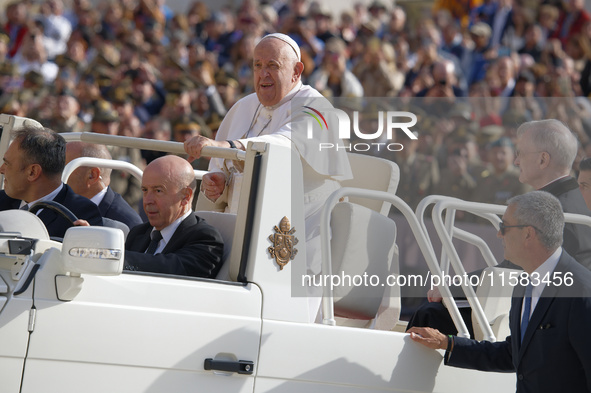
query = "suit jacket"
(541, 177, 591, 270)
(124, 213, 224, 278)
(98, 187, 143, 230)
(0, 184, 103, 238)
(446, 251, 591, 393)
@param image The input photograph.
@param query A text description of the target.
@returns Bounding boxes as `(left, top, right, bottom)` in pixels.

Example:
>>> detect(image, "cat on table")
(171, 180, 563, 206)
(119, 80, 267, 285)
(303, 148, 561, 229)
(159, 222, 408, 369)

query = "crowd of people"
(1, 0, 591, 212)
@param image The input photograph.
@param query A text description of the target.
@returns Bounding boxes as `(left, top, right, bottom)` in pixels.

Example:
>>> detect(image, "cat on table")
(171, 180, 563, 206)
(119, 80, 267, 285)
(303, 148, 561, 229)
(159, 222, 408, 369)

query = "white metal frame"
(319, 188, 467, 332)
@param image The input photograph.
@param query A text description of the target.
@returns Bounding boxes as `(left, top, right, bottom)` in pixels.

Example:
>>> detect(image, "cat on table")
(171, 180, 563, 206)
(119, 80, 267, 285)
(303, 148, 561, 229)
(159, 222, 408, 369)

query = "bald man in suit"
(124, 155, 224, 278)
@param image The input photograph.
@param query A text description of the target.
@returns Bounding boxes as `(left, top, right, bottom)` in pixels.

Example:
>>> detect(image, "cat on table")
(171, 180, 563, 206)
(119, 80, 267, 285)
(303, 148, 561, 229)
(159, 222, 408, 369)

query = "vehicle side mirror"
(61, 227, 124, 276)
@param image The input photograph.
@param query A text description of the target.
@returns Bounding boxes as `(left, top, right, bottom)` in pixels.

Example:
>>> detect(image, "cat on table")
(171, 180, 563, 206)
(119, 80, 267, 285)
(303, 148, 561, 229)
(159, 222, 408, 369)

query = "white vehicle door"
(21, 271, 262, 393)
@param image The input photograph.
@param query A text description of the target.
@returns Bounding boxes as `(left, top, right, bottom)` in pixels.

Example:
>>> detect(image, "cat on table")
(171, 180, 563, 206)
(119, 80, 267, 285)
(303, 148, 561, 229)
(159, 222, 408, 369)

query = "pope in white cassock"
(184, 33, 352, 321)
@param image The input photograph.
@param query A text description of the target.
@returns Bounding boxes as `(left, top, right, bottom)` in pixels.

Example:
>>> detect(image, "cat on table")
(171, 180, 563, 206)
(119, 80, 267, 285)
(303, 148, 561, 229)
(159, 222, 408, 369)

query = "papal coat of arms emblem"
(268, 216, 299, 270)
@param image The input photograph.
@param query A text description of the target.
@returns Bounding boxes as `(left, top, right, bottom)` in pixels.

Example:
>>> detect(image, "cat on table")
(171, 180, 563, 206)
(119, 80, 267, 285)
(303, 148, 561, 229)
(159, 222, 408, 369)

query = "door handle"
(204, 358, 254, 375)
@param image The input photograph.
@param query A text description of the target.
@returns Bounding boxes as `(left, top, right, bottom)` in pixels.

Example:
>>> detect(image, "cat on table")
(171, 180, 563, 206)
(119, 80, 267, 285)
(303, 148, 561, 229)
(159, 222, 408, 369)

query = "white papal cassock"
(201, 81, 352, 321)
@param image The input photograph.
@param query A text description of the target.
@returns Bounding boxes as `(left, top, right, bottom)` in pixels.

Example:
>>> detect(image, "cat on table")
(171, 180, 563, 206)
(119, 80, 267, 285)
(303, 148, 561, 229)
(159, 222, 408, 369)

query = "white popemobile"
(2, 113, 588, 392)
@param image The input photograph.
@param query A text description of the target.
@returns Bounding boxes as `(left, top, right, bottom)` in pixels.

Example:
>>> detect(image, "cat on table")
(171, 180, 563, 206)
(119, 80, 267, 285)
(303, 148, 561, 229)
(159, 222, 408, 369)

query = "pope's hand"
(184, 136, 221, 162)
(202, 172, 227, 202)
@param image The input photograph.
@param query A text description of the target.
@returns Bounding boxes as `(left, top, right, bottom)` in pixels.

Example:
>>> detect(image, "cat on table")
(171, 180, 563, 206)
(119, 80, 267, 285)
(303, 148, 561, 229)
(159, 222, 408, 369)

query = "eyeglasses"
(499, 222, 542, 236)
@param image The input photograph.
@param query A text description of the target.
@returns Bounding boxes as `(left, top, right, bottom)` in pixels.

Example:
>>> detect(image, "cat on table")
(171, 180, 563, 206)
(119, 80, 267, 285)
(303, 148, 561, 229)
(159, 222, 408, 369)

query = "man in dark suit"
(123, 155, 224, 278)
(65, 142, 143, 230)
(0, 126, 103, 238)
(409, 191, 591, 393)
(514, 119, 591, 269)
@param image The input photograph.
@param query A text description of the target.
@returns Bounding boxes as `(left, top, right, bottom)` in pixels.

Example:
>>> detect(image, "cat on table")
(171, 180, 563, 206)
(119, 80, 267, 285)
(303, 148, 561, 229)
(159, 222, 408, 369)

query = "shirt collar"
(152, 209, 193, 250)
(529, 247, 562, 298)
(90, 187, 108, 206)
(23, 183, 64, 209)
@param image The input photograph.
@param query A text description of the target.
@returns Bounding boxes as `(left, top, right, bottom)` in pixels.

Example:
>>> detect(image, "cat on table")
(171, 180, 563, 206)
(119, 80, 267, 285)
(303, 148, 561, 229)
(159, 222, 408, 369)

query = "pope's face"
(253, 38, 301, 107)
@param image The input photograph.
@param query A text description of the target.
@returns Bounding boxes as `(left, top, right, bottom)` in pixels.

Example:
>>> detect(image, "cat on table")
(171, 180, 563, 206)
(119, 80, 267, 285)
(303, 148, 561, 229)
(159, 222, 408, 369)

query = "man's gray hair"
(507, 191, 564, 251)
(516, 119, 578, 171)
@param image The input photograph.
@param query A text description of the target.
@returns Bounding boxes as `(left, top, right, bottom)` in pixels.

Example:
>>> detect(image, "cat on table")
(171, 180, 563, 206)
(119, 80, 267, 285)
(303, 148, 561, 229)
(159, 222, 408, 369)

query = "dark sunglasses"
(499, 222, 541, 236)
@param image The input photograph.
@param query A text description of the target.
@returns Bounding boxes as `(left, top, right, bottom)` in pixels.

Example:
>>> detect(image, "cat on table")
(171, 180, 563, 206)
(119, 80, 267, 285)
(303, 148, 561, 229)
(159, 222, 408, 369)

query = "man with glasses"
(408, 191, 591, 393)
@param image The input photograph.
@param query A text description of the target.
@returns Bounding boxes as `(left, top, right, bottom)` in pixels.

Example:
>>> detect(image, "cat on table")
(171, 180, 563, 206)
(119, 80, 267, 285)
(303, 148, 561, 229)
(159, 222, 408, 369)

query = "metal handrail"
(319, 187, 469, 337)
(431, 200, 497, 341)
(61, 132, 247, 162)
(62, 157, 208, 183)
(62, 158, 144, 183)
(415, 195, 500, 273)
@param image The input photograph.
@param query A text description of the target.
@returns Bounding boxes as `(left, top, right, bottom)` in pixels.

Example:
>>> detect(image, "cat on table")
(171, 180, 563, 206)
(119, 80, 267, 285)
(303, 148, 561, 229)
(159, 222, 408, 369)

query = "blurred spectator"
(312, 5, 338, 43)
(37, 0, 72, 59)
(63, 0, 92, 30)
(462, 21, 496, 86)
(498, 2, 535, 54)
(12, 28, 59, 83)
(489, 0, 513, 50)
(338, 10, 358, 43)
(417, 59, 464, 98)
(0, 93, 26, 116)
(129, 65, 166, 124)
(550, 0, 590, 47)
(495, 56, 517, 97)
(393, 132, 440, 210)
(511, 70, 544, 120)
(228, 33, 256, 96)
(281, 14, 324, 68)
(0, 29, 8, 63)
(4, 1, 29, 58)
(538, 4, 560, 48)
(46, 89, 85, 133)
(141, 115, 172, 164)
(353, 38, 404, 97)
(405, 39, 441, 95)
(203, 11, 231, 66)
(435, 134, 480, 202)
(308, 37, 363, 98)
(518, 24, 544, 62)
(110, 86, 143, 138)
(0, 62, 20, 96)
(440, 18, 466, 63)
(470, 0, 498, 26)
(474, 136, 530, 204)
(382, 6, 407, 43)
(171, 115, 209, 174)
(134, 0, 166, 31)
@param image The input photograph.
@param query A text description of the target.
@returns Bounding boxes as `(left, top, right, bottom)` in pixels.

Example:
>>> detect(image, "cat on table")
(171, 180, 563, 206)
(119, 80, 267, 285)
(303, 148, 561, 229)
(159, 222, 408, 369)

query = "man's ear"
(87, 167, 102, 186)
(539, 151, 550, 169)
(293, 61, 304, 82)
(181, 187, 194, 206)
(26, 164, 42, 182)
